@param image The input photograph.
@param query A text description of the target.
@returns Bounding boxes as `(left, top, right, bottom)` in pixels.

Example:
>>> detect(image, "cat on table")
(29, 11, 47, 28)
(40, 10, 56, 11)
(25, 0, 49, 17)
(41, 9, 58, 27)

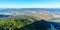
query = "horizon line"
(0, 7, 60, 9)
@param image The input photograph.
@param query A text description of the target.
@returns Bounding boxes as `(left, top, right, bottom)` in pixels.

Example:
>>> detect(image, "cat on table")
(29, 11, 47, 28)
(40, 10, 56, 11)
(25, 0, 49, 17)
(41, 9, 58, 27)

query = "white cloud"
(53, 15, 60, 18)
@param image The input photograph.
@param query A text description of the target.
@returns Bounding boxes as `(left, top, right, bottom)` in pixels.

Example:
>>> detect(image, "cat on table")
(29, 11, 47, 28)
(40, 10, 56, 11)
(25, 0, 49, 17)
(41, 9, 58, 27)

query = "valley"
(0, 8, 60, 30)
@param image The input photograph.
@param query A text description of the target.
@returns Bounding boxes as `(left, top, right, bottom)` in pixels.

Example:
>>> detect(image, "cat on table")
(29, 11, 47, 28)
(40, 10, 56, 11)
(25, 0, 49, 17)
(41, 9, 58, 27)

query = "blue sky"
(0, 0, 60, 8)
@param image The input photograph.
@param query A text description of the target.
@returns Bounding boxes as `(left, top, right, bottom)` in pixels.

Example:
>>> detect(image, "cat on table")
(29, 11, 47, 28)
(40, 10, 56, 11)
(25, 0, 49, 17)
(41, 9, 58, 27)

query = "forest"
(0, 15, 50, 30)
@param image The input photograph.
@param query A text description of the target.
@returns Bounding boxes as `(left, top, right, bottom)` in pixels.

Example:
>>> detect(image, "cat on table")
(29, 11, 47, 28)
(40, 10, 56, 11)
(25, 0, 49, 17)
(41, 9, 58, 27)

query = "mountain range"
(0, 8, 60, 22)
(0, 8, 60, 20)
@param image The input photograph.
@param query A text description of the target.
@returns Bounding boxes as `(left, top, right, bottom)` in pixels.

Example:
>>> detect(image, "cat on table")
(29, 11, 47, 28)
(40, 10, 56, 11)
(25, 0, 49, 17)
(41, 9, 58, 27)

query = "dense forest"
(0, 15, 51, 30)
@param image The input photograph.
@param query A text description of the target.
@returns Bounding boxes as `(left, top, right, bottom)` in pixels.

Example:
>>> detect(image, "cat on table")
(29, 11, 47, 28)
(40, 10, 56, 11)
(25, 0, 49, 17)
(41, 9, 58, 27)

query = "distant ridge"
(0, 14, 10, 18)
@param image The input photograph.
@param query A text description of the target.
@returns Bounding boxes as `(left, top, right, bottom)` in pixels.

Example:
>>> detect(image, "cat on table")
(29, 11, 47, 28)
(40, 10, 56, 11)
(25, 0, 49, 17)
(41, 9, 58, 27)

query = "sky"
(0, 0, 60, 8)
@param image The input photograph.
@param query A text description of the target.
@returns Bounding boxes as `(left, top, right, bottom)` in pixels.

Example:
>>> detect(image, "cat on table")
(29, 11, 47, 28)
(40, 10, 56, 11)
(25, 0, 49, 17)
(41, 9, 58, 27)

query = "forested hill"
(0, 15, 50, 30)
(0, 15, 59, 30)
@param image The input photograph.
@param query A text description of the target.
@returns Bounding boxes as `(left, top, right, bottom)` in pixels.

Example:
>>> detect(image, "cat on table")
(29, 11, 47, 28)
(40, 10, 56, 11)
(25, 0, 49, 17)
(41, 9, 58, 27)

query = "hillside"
(0, 15, 59, 30)
(0, 15, 50, 30)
